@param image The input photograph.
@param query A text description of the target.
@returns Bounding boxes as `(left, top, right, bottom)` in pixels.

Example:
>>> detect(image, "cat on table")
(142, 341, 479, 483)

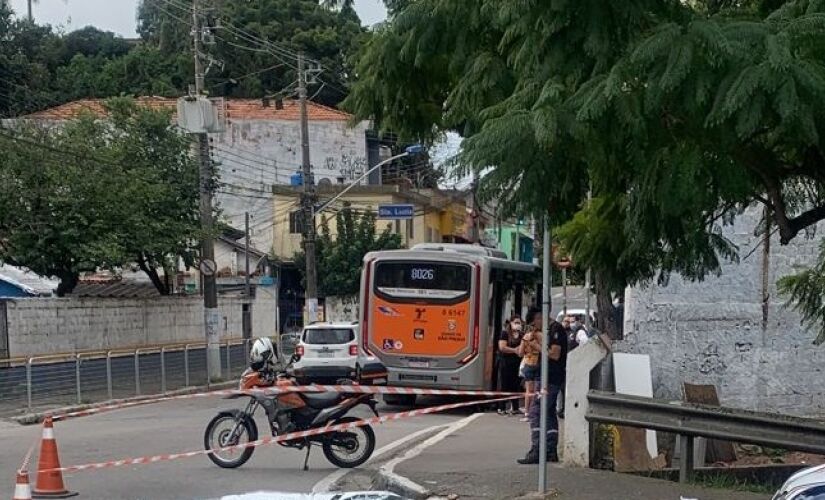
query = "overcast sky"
(8, 0, 388, 36)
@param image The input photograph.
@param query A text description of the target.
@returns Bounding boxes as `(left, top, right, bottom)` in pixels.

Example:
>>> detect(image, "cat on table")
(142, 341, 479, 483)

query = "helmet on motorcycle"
(249, 337, 277, 371)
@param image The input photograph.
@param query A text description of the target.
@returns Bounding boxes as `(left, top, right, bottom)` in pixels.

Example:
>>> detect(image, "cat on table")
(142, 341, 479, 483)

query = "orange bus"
(359, 244, 537, 405)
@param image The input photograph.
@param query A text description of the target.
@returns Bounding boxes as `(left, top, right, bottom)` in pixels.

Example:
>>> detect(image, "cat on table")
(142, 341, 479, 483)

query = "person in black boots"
(517, 308, 568, 464)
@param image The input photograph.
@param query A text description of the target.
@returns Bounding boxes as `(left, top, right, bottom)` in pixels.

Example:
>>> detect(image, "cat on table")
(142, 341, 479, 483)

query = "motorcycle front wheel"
(322, 416, 376, 468)
(204, 410, 258, 468)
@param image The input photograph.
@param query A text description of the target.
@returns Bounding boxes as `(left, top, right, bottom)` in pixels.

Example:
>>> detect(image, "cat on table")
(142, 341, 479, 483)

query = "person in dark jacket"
(497, 315, 524, 414)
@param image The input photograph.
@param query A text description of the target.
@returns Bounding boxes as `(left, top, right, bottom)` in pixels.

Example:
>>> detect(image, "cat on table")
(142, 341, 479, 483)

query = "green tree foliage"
(344, 0, 825, 339)
(0, 0, 368, 118)
(778, 241, 825, 344)
(294, 206, 402, 297)
(136, 0, 368, 106)
(0, 98, 201, 295)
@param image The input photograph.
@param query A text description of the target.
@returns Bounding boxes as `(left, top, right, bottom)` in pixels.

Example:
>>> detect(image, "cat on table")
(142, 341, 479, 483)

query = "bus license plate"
(408, 360, 429, 368)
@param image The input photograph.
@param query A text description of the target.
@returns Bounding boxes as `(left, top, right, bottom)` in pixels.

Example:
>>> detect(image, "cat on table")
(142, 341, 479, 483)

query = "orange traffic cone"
(12, 470, 32, 500)
(32, 417, 77, 498)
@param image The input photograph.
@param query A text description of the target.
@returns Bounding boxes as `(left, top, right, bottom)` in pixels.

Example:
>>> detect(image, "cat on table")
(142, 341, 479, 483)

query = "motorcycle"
(204, 354, 379, 470)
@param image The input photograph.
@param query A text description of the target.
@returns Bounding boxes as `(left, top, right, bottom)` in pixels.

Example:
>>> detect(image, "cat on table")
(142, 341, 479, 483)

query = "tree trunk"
(163, 262, 173, 294)
(55, 271, 79, 297)
(137, 255, 170, 295)
(594, 270, 620, 339)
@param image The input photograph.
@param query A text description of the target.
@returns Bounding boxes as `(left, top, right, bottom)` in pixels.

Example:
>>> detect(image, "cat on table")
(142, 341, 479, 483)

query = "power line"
(215, 189, 274, 201)
(161, 0, 319, 68)
(211, 144, 298, 175)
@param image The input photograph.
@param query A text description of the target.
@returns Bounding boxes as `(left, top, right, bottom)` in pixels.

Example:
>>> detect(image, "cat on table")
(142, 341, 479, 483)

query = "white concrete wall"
(212, 119, 370, 254)
(4, 291, 278, 357)
(618, 205, 825, 417)
(324, 295, 359, 323)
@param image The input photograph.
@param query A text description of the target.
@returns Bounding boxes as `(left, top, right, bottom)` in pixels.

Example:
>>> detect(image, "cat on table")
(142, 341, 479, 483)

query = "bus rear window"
(374, 262, 471, 300)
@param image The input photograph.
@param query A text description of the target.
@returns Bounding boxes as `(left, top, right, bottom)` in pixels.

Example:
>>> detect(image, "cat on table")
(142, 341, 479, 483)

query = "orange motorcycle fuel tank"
(275, 377, 307, 409)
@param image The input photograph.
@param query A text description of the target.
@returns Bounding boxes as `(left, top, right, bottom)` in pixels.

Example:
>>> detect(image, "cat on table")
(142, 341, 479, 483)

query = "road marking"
(378, 413, 484, 497)
(311, 422, 451, 493)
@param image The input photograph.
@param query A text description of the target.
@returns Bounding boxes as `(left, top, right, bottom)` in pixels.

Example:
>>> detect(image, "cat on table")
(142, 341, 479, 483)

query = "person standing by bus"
(517, 308, 568, 464)
(518, 310, 542, 419)
(497, 315, 524, 415)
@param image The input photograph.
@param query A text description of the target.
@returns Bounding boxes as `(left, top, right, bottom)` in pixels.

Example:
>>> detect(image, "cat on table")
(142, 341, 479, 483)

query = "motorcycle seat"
(302, 392, 343, 409)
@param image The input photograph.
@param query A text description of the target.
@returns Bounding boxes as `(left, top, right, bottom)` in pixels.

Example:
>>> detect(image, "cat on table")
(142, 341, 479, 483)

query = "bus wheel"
(383, 394, 416, 407)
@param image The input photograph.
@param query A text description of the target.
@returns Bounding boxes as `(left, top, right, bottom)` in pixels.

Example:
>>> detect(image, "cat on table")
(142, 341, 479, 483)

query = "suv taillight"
(349, 345, 358, 356)
(296, 345, 304, 356)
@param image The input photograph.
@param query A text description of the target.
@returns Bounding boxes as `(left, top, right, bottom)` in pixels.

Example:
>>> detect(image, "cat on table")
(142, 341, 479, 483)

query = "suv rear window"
(303, 328, 355, 345)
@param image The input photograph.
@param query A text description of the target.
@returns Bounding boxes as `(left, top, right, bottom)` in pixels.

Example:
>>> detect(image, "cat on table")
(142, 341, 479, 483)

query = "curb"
(9, 382, 237, 425)
(374, 468, 431, 500)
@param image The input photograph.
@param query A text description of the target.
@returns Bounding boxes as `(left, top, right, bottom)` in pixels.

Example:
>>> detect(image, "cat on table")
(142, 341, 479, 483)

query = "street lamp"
(314, 144, 425, 214)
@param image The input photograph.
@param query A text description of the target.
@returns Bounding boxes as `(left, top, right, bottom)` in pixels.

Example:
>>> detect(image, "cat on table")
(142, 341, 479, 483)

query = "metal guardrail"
(586, 390, 825, 482)
(0, 339, 253, 416)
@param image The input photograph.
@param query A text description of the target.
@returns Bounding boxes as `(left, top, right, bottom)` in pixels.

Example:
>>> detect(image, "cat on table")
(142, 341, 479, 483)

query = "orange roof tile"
(24, 97, 352, 122)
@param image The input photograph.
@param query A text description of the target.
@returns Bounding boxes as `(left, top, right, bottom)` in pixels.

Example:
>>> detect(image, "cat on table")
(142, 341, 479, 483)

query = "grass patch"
(693, 472, 776, 494)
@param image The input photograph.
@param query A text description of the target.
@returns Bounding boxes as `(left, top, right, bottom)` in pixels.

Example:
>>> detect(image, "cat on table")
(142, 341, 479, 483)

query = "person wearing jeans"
(517, 309, 568, 464)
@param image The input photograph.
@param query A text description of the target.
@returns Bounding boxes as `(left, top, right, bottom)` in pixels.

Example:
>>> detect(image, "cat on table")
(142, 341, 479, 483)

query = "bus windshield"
(374, 262, 471, 301)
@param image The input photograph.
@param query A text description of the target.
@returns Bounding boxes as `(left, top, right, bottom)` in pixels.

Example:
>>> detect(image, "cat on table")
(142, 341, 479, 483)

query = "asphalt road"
(0, 396, 469, 499)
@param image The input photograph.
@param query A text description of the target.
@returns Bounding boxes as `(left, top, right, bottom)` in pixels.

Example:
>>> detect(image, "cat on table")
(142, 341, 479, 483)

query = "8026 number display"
(410, 268, 434, 280)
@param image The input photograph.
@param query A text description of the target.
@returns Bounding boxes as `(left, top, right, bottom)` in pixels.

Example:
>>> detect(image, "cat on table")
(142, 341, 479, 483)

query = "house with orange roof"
(21, 96, 378, 256)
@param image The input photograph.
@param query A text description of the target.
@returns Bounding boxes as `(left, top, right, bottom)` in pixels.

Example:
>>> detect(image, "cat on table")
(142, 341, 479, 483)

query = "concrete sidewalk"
(393, 413, 772, 500)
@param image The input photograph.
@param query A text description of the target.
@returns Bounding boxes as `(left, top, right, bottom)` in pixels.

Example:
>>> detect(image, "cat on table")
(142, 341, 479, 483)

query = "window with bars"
(289, 211, 306, 234)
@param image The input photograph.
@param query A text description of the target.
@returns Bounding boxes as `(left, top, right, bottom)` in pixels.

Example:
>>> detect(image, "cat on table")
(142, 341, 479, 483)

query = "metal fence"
(586, 390, 825, 482)
(0, 339, 252, 417)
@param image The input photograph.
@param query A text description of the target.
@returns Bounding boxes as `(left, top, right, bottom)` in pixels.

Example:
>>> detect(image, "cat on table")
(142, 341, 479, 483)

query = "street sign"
(199, 259, 217, 277)
(257, 276, 275, 286)
(377, 204, 415, 220)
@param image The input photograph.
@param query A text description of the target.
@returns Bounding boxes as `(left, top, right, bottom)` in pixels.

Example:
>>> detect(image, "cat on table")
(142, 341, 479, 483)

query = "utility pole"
(298, 53, 319, 324)
(538, 215, 551, 492)
(584, 189, 592, 329)
(243, 212, 253, 340)
(27, 0, 32, 21)
(470, 172, 480, 244)
(192, 0, 221, 380)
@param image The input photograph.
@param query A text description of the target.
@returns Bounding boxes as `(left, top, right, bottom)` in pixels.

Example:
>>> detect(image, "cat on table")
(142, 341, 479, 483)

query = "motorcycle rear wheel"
(322, 416, 376, 468)
(204, 410, 258, 468)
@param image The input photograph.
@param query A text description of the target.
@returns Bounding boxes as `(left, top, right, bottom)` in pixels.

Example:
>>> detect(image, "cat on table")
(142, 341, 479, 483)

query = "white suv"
(292, 322, 387, 385)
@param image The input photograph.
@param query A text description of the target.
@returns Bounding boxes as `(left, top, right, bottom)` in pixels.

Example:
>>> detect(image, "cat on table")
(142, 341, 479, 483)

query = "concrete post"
(562, 338, 610, 467)
(679, 434, 695, 483)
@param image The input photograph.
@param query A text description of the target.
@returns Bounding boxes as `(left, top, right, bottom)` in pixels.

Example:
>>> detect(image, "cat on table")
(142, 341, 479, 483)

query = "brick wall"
(617, 205, 825, 417)
(4, 291, 278, 357)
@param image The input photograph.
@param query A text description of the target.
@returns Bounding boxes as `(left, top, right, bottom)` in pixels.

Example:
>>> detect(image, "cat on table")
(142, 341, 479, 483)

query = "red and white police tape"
(49, 384, 527, 422)
(38, 394, 521, 475)
(17, 441, 36, 474)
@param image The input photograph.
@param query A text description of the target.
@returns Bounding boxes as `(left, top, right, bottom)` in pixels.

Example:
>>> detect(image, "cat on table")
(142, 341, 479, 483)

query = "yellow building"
(270, 185, 472, 261)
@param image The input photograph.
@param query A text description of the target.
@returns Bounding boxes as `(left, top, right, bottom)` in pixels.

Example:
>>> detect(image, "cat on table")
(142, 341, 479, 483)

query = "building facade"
(22, 97, 374, 255)
(486, 223, 534, 263)
(269, 185, 472, 261)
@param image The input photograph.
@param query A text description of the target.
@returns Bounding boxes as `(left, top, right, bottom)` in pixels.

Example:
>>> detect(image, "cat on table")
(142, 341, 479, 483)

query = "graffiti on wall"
(322, 155, 368, 181)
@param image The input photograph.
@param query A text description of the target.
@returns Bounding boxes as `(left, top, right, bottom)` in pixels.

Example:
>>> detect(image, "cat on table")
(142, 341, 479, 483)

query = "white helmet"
(249, 337, 276, 371)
